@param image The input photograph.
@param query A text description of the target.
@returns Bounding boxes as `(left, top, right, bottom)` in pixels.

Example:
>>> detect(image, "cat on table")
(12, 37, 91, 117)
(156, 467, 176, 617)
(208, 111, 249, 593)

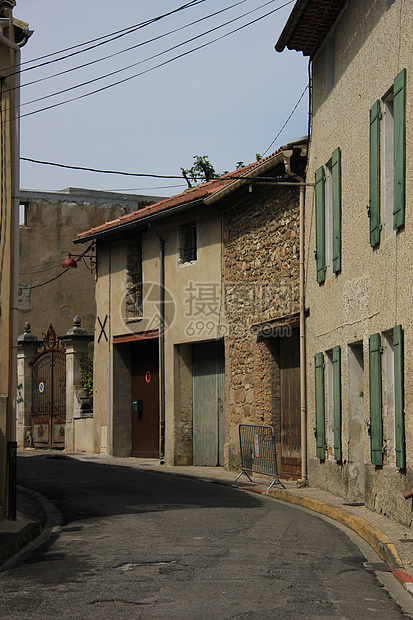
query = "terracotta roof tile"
(77, 147, 294, 241)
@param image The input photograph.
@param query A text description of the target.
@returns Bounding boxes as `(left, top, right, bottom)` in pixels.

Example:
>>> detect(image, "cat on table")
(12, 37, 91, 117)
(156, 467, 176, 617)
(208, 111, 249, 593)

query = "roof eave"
(204, 144, 306, 206)
(74, 198, 205, 244)
(275, 0, 313, 53)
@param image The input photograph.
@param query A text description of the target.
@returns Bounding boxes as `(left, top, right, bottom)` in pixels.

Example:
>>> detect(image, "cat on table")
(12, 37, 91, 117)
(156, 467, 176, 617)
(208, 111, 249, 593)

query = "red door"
(131, 339, 159, 458)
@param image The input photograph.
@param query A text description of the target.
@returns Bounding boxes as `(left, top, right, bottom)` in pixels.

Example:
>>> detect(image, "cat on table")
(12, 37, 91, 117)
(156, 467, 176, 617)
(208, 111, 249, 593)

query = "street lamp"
(62, 252, 96, 271)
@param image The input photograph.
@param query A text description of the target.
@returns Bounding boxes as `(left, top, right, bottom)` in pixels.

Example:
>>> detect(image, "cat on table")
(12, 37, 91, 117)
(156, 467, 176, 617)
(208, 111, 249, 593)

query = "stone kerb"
(59, 316, 93, 452)
(17, 323, 39, 448)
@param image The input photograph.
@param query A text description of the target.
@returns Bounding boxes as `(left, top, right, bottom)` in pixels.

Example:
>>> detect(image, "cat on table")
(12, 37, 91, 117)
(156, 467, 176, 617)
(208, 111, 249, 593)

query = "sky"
(14, 0, 308, 198)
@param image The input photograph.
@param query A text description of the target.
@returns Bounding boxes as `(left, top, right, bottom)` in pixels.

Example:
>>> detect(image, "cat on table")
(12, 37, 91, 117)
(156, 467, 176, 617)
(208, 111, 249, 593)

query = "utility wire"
(7, 0, 248, 93)
(14, 0, 208, 71)
(18, 0, 280, 107)
(261, 84, 308, 157)
(16, 1, 294, 120)
(20, 242, 95, 289)
(20, 158, 185, 179)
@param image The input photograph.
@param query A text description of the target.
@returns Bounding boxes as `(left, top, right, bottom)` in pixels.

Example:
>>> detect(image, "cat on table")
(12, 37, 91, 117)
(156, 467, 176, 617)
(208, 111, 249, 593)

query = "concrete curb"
(265, 488, 413, 594)
(0, 486, 61, 570)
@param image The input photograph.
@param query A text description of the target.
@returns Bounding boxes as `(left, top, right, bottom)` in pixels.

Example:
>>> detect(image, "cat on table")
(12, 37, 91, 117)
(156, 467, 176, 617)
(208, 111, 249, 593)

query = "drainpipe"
(283, 150, 308, 484)
(148, 224, 166, 464)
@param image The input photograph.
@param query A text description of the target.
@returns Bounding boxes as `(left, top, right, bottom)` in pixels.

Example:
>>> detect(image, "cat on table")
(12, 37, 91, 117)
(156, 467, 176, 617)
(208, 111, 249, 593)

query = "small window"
(325, 160, 333, 275)
(369, 68, 406, 245)
(178, 222, 197, 264)
(126, 239, 143, 320)
(381, 90, 394, 238)
(382, 331, 395, 465)
(325, 350, 334, 458)
(19, 202, 28, 226)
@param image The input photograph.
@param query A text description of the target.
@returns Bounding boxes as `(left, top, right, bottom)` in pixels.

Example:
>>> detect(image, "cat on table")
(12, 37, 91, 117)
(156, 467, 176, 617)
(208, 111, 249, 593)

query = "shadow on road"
(17, 454, 263, 526)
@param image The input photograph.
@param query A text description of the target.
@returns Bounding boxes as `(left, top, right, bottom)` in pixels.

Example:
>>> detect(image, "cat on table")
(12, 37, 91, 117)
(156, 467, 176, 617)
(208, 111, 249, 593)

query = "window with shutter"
(393, 69, 406, 230)
(315, 167, 326, 283)
(369, 101, 381, 246)
(314, 352, 325, 460)
(332, 345, 342, 461)
(369, 333, 383, 465)
(393, 325, 405, 468)
(332, 148, 341, 273)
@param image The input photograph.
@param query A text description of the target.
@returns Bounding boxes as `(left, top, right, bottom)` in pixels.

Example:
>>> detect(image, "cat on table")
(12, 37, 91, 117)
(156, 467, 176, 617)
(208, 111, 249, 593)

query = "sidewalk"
(0, 486, 46, 567)
(2, 450, 413, 597)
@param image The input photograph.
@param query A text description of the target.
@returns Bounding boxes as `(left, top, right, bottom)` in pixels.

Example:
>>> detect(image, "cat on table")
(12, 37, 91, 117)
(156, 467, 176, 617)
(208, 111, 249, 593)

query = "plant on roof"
(181, 155, 219, 188)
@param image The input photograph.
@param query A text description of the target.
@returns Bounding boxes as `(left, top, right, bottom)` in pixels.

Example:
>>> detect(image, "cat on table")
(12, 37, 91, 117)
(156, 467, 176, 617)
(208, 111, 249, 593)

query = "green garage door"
(192, 340, 225, 466)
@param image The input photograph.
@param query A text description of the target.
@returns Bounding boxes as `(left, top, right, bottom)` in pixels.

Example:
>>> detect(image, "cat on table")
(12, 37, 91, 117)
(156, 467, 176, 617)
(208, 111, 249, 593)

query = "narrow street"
(0, 454, 409, 619)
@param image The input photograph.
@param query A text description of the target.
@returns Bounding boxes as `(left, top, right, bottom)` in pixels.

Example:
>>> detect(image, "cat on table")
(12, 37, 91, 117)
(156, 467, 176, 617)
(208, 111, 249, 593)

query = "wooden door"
(131, 339, 159, 458)
(280, 328, 301, 478)
(192, 340, 225, 466)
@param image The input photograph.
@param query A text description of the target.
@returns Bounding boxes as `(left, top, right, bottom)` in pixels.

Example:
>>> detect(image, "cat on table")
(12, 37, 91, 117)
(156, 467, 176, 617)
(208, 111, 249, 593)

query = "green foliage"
(181, 155, 219, 188)
(80, 362, 93, 403)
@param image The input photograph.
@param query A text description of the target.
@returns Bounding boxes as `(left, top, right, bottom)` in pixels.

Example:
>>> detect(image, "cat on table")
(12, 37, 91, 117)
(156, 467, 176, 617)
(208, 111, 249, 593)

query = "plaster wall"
(18, 190, 161, 339)
(305, 0, 413, 523)
(92, 207, 223, 462)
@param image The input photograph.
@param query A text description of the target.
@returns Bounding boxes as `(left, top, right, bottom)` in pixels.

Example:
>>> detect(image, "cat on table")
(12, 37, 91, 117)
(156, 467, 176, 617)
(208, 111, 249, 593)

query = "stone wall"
(222, 178, 301, 470)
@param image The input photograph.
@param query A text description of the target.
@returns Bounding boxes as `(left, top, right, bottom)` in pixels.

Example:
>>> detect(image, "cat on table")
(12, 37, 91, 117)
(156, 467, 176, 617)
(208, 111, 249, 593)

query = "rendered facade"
(18, 188, 162, 338)
(277, 0, 413, 524)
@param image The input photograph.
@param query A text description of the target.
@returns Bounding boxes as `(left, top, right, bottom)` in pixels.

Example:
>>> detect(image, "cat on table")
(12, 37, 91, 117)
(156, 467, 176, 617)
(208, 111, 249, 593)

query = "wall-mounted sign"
(39, 381, 45, 394)
(145, 371, 151, 383)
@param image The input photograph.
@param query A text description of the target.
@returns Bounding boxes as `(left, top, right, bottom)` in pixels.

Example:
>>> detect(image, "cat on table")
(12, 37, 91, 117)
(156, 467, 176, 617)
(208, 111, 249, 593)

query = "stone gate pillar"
(59, 316, 93, 452)
(17, 323, 38, 448)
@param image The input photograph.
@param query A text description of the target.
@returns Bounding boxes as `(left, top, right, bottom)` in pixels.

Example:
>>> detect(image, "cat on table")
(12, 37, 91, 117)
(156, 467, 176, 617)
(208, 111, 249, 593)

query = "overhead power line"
(9, 0, 249, 93)
(16, 0, 294, 120)
(20, 157, 185, 179)
(15, 0, 208, 71)
(261, 85, 308, 157)
(18, 0, 281, 108)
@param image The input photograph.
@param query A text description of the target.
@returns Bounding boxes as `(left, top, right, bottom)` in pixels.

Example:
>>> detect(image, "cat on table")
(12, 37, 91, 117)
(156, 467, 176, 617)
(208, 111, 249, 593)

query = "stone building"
(76, 145, 306, 471)
(219, 143, 306, 477)
(0, 1, 31, 519)
(277, 0, 413, 524)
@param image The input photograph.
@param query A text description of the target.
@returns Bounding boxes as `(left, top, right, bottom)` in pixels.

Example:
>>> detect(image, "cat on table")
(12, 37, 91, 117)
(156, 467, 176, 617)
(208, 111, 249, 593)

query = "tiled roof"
(76, 149, 292, 242)
(276, 0, 345, 57)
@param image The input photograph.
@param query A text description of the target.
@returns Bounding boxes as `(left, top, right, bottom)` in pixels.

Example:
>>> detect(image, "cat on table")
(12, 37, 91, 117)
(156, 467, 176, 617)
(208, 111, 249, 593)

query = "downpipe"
(148, 224, 166, 464)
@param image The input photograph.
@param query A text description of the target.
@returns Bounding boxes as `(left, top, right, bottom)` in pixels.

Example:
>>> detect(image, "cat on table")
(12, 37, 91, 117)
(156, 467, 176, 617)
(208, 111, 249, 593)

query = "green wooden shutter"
(369, 100, 381, 246)
(315, 167, 326, 283)
(332, 148, 341, 273)
(393, 68, 406, 230)
(369, 333, 382, 465)
(314, 352, 325, 460)
(393, 325, 405, 469)
(332, 345, 342, 461)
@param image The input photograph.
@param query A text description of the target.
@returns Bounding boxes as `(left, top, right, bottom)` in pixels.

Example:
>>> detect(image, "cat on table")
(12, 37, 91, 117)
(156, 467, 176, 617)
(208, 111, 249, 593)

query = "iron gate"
(31, 324, 66, 448)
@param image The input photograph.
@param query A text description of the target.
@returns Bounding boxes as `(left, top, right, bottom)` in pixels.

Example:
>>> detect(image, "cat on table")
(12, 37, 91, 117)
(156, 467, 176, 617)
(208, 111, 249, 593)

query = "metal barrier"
(235, 424, 285, 492)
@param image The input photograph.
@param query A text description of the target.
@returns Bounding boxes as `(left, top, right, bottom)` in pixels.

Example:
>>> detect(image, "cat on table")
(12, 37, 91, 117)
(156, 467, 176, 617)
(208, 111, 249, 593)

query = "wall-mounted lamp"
(62, 252, 96, 272)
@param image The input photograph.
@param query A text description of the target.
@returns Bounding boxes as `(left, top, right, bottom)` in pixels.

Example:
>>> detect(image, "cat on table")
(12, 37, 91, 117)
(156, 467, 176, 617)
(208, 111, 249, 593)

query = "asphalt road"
(0, 454, 410, 619)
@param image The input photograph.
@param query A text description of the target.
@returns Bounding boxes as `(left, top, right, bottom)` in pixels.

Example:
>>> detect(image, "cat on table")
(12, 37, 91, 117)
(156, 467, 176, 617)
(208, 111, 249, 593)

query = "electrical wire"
(20, 158, 185, 179)
(18, 0, 282, 108)
(20, 242, 95, 289)
(14, 1, 208, 70)
(261, 84, 308, 157)
(8, 0, 249, 93)
(16, 1, 294, 120)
